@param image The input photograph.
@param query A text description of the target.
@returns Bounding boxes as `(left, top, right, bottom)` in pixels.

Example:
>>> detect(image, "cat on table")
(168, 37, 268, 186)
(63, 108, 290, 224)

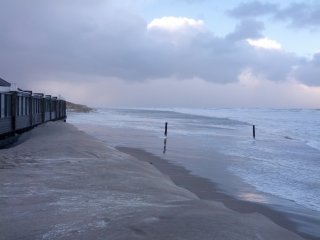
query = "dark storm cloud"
(0, 0, 150, 82)
(0, 0, 317, 88)
(228, 1, 320, 30)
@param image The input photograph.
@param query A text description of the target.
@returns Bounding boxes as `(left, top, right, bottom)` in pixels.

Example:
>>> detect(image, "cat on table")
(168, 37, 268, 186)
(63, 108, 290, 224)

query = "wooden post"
(164, 122, 168, 137)
(253, 125, 256, 139)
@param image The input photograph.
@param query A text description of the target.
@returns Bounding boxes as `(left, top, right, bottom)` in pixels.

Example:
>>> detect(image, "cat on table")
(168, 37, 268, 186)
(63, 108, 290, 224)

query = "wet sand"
(118, 147, 318, 240)
(0, 122, 306, 239)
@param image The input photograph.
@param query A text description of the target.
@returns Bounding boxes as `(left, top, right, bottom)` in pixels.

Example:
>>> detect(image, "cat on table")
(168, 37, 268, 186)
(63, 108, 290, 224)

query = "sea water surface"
(68, 108, 320, 238)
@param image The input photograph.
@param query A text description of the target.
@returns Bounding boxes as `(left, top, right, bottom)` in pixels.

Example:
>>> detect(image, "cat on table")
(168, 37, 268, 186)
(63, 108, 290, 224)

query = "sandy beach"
(0, 122, 307, 240)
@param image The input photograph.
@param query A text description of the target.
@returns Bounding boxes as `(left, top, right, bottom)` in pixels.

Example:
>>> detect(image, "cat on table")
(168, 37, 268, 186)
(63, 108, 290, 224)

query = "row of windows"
(33, 98, 41, 115)
(16, 96, 37, 116)
(17, 96, 29, 116)
(0, 94, 61, 119)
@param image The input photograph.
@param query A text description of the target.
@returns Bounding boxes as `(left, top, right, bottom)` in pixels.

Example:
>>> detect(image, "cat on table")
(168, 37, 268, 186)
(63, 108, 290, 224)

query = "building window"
(25, 97, 27, 115)
(6, 95, 11, 117)
(0, 94, 4, 118)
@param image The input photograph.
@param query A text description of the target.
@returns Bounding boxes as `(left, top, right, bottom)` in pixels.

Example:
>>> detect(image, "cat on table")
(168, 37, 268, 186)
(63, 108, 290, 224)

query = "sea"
(68, 108, 320, 239)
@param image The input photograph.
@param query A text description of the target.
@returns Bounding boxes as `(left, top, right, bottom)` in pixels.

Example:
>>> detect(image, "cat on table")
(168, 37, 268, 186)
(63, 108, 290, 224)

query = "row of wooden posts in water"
(162, 122, 256, 154)
(163, 122, 256, 138)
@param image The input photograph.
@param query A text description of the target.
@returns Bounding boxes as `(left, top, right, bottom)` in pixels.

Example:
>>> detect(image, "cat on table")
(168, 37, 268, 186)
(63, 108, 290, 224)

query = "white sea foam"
(172, 108, 320, 151)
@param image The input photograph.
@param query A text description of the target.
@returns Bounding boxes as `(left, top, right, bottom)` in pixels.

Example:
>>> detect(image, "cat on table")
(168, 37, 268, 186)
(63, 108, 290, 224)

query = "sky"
(0, 0, 319, 108)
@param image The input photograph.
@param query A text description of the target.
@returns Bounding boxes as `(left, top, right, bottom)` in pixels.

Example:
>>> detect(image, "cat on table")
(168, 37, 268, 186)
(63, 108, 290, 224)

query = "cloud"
(0, 1, 151, 83)
(228, 1, 320, 31)
(34, 74, 320, 108)
(0, 0, 318, 106)
(247, 38, 282, 50)
(226, 19, 265, 40)
(147, 16, 205, 32)
(146, 16, 207, 46)
(178, 0, 207, 4)
(227, 1, 278, 18)
(275, 2, 320, 30)
(293, 53, 320, 86)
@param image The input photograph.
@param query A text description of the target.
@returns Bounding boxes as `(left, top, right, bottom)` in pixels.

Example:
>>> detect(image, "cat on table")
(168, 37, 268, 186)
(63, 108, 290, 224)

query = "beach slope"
(0, 122, 304, 240)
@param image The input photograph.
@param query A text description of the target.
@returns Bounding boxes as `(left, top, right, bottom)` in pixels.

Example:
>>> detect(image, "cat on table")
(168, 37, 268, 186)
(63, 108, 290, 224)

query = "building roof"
(0, 78, 11, 87)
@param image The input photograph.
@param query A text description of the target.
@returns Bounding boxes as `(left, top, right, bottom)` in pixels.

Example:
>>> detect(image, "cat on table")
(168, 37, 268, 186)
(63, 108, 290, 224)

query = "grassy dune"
(66, 101, 94, 113)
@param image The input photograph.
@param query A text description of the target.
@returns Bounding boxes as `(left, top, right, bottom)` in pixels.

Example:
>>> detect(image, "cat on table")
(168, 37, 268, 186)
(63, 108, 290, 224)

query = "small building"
(0, 78, 11, 92)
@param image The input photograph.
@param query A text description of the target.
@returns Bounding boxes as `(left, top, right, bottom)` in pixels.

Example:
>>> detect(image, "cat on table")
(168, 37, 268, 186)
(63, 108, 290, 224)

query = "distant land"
(66, 101, 94, 113)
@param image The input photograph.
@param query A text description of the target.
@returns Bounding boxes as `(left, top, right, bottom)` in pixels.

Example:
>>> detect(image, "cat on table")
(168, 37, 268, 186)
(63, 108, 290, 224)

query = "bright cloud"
(247, 38, 282, 50)
(147, 16, 205, 32)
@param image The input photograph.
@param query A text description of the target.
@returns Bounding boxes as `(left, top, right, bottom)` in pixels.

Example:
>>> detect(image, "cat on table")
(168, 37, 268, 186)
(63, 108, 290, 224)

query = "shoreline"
(70, 121, 319, 240)
(117, 147, 317, 240)
(0, 122, 307, 239)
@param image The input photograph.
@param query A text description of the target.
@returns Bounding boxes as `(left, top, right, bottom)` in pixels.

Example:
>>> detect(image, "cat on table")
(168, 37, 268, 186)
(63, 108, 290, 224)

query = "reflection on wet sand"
(239, 192, 268, 204)
(163, 138, 167, 154)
